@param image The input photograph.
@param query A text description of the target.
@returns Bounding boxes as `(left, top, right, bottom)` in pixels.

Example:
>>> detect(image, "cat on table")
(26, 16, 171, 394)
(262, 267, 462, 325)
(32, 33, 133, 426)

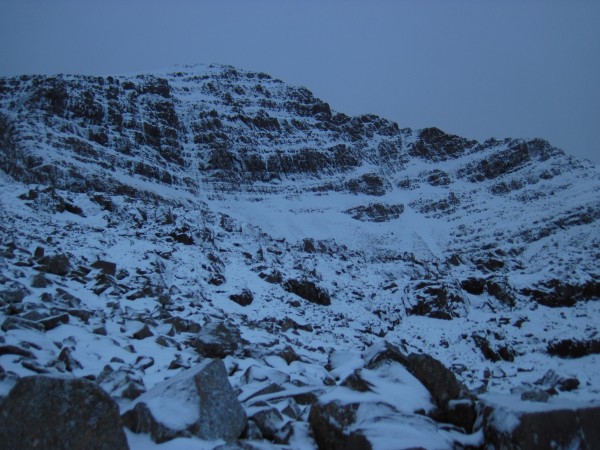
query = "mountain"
(0, 64, 599, 449)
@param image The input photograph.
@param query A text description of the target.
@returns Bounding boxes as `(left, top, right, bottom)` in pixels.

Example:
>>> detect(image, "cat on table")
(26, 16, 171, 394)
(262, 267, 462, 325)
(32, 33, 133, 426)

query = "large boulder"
(479, 394, 600, 450)
(406, 353, 464, 409)
(0, 376, 129, 450)
(122, 358, 247, 443)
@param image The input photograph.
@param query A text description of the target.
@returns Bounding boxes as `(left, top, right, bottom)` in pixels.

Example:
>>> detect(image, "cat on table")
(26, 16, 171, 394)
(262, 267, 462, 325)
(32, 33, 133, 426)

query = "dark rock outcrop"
(410, 127, 476, 161)
(283, 278, 331, 306)
(547, 339, 600, 358)
(0, 376, 129, 450)
(406, 281, 465, 320)
(345, 203, 404, 222)
(472, 332, 515, 362)
(523, 278, 600, 307)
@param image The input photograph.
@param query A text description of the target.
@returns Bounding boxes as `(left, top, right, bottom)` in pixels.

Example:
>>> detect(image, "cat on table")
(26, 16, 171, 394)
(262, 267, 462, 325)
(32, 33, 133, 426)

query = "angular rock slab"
(0, 376, 129, 450)
(479, 394, 600, 450)
(122, 358, 246, 443)
(309, 399, 460, 450)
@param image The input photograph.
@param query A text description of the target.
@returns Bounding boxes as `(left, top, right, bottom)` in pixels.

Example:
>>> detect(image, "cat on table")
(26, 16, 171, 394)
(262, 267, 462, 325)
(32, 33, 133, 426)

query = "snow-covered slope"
(0, 64, 599, 449)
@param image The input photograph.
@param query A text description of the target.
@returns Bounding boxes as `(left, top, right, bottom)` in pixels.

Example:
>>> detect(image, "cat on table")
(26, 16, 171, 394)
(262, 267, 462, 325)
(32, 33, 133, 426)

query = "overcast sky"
(1, 0, 599, 163)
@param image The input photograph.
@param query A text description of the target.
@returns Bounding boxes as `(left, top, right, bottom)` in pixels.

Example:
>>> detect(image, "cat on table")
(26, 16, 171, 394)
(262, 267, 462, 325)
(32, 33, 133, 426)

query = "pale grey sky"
(1, 0, 599, 163)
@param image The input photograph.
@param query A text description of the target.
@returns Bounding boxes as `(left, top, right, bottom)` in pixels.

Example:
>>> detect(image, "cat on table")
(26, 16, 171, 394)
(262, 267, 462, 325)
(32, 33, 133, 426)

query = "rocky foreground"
(0, 64, 599, 448)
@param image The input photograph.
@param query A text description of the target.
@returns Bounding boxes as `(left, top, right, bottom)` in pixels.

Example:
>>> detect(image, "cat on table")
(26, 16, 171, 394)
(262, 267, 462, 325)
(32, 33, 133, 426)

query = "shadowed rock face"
(0, 376, 129, 450)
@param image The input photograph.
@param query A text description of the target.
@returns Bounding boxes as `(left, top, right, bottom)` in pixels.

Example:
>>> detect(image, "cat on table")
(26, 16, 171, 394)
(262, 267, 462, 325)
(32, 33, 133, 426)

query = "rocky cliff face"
(0, 64, 599, 449)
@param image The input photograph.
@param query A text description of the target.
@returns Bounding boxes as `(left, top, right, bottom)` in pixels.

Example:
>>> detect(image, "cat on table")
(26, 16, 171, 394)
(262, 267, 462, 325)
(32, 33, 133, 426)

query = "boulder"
(192, 321, 242, 358)
(461, 277, 486, 295)
(309, 401, 372, 450)
(0, 281, 30, 304)
(309, 399, 456, 450)
(364, 342, 475, 431)
(340, 369, 373, 392)
(278, 345, 301, 365)
(250, 407, 292, 444)
(31, 272, 53, 288)
(132, 324, 154, 340)
(0, 345, 35, 358)
(479, 394, 600, 450)
(0, 376, 129, 450)
(39, 313, 70, 331)
(122, 358, 247, 443)
(38, 253, 71, 276)
(283, 278, 331, 306)
(229, 288, 254, 306)
(406, 353, 464, 409)
(364, 340, 411, 370)
(164, 316, 201, 334)
(91, 259, 117, 276)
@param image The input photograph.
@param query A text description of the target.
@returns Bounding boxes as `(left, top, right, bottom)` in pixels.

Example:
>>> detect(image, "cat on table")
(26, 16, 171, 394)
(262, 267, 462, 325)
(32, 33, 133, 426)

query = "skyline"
(1, 0, 599, 163)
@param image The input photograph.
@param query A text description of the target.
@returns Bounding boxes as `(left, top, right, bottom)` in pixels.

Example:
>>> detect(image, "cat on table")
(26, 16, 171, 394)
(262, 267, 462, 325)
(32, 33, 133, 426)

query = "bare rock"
(0, 376, 129, 450)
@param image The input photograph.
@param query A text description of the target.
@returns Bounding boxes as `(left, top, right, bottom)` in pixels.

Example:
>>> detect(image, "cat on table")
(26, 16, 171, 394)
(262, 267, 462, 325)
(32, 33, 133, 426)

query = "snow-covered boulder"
(122, 358, 247, 443)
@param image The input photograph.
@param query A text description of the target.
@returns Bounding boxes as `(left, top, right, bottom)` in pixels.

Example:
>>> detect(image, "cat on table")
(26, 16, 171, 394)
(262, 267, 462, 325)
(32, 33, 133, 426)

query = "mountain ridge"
(0, 64, 599, 449)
